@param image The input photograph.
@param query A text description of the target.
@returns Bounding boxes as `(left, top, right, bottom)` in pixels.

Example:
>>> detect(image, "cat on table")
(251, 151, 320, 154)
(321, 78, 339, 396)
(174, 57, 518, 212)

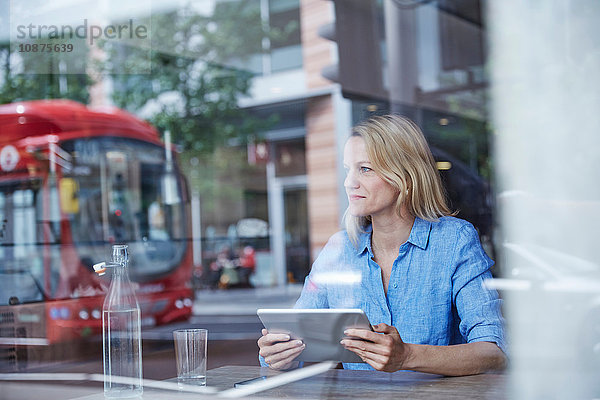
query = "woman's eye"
(360, 166, 371, 173)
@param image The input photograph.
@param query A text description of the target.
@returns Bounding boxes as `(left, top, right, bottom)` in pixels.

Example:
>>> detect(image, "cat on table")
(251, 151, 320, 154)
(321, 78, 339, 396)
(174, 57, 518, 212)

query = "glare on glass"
(173, 329, 208, 387)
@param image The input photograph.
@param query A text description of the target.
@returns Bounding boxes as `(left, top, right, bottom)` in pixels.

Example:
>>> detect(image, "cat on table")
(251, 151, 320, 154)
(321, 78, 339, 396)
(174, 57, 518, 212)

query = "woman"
(258, 115, 506, 375)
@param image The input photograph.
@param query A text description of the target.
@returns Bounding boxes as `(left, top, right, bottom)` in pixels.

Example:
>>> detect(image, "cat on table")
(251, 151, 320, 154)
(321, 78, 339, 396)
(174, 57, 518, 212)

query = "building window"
(268, 0, 303, 73)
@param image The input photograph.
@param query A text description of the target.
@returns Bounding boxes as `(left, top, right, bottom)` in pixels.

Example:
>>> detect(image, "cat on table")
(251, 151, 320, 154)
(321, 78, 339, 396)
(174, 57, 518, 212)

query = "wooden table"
(65, 365, 507, 399)
(209, 365, 506, 399)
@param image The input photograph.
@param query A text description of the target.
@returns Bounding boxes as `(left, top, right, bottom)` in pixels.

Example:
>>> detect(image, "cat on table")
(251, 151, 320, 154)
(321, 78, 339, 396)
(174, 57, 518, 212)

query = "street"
(18, 286, 302, 381)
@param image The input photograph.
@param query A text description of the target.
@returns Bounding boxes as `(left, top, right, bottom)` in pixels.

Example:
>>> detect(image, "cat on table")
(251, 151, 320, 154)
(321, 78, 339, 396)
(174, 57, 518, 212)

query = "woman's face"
(343, 136, 399, 219)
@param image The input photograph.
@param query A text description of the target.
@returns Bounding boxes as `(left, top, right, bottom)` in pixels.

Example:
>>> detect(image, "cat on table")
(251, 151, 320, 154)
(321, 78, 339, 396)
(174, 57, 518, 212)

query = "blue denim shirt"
(260, 216, 506, 370)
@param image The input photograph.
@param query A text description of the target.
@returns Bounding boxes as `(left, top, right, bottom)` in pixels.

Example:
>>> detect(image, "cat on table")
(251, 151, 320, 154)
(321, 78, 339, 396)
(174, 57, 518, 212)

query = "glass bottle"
(102, 244, 143, 398)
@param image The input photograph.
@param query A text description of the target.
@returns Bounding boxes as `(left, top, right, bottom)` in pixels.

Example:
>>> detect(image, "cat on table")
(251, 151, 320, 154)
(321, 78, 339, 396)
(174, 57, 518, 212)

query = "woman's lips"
(348, 195, 365, 201)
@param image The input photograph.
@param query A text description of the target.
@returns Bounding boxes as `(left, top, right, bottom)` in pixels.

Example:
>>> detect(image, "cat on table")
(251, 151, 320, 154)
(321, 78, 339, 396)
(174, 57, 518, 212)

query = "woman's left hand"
(341, 323, 413, 372)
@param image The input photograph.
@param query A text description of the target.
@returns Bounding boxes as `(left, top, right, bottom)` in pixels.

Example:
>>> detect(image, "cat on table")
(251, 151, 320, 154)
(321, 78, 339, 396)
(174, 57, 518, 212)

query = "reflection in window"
(13, 190, 36, 259)
(269, 0, 302, 72)
(224, 0, 303, 75)
(65, 137, 187, 280)
(0, 181, 46, 305)
(274, 139, 306, 177)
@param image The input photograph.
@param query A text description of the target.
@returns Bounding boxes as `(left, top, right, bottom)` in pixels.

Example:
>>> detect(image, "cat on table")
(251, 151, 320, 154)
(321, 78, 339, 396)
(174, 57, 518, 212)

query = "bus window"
(64, 137, 187, 281)
(0, 181, 48, 305)
(13, 189, 36, 260)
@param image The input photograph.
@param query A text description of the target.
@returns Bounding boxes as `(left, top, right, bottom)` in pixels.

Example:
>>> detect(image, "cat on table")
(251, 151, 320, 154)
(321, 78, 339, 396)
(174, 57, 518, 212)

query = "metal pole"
(191, 191, 202, 268)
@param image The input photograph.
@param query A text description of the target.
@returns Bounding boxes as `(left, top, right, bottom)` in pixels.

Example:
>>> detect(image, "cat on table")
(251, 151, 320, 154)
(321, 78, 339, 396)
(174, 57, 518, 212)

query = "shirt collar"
(406, 217, 432, 250)
(355, 217, 432, 254)
(356, 225, 372, 256)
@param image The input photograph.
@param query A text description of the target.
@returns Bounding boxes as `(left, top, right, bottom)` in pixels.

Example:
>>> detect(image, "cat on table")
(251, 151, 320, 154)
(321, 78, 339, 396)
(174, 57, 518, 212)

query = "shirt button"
(393, 284, 398, 288)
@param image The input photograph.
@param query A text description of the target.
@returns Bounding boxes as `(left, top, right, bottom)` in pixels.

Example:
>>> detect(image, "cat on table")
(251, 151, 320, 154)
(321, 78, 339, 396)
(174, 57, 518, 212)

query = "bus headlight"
(91, 309, 101, 320)
(78, 309, 89, 320)
(59, 307, 71, 320)
(183, 298, 193, 308)
(175, 299, 184, 309)
(50, 307, 72, 320)
(50, 307, 60, 320)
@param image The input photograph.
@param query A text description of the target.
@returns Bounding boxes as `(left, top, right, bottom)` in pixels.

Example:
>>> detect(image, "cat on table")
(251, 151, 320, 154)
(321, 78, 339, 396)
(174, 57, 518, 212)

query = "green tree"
(0, 0, 91, 104)
(0, 39, 91, 104)
(102, 1, 278, 154)
(98, 1, 295, 216)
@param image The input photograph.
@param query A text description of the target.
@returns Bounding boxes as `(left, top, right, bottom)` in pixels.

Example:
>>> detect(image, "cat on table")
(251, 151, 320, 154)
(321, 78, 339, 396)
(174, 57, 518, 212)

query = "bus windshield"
(63, 137, 187, 283)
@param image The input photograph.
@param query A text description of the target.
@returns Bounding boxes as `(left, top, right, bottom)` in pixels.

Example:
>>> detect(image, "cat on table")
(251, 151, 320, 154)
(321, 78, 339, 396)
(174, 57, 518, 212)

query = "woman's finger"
(345, 346, 386, 370)
(372, 323, 399, 335)
(258, 332, 292, 347)
(265, 343, 305, 369)
(343, 328, 381, 343)
(260, 339, 304, 358)
(340, 338, 380, 354)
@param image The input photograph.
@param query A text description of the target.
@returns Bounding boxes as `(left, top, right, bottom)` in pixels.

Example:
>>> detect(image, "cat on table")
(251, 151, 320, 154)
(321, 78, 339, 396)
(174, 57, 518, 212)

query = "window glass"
(64, 138, 187, 280)
(274, 139, 306, 177)
(0, 181, 45, 305)
(2, 0, 594, 397)
(269, 0, 302, 72)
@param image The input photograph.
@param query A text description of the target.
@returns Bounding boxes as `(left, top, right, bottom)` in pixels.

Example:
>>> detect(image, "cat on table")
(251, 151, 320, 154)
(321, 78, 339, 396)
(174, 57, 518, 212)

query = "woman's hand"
(341, 323, 413, 372)
(258, 329, 304, 370)
(343, 324, 507, 375)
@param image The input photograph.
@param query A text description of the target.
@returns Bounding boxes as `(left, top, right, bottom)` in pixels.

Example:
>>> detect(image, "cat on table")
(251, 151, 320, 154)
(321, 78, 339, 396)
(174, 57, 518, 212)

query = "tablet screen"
(257, 308, 372, 363)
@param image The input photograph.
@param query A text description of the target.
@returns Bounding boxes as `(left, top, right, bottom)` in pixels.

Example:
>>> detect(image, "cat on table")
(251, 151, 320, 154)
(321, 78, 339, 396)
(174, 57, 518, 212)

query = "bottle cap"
(93, 262, 107, 276)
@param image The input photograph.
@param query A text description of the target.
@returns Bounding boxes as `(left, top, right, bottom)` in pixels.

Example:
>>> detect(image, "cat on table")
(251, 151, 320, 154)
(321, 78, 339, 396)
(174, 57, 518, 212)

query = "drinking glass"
(173, 329, 208, 387)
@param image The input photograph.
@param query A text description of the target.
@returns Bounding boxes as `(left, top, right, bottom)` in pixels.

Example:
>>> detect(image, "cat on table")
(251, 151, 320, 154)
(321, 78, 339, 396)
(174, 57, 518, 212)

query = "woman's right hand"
(257, 328, 305, 370)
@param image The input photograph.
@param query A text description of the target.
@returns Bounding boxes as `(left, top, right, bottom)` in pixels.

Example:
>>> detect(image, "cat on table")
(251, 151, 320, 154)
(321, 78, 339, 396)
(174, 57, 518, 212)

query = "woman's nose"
(344, 171, 359, 188)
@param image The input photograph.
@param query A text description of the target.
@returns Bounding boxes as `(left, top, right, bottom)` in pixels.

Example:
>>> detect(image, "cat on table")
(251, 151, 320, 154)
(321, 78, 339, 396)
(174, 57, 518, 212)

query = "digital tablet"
(257, 308, 373, 363)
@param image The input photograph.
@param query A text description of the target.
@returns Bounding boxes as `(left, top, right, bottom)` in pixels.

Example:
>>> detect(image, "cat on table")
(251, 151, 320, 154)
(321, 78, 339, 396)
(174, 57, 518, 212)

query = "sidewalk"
(192, 284, 304, 315)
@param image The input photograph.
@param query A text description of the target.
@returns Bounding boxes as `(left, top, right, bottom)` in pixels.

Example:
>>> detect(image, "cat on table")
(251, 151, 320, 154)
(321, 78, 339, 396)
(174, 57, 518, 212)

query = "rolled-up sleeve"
(452, 224, 507, 355)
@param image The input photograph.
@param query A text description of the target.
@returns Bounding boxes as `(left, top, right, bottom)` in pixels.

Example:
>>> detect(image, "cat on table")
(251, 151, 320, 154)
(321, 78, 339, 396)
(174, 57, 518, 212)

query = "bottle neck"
(112, 263, 129, 279)
(104, 262, 138, 309)
(111, 245, 129, 266)
(113, 265, 124, 275)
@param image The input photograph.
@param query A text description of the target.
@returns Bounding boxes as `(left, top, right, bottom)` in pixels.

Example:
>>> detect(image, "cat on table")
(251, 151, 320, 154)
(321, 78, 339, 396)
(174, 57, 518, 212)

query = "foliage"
(0, 42, 91, 104)
(0, 0, 91, 104)
(101, 1, 278, 154)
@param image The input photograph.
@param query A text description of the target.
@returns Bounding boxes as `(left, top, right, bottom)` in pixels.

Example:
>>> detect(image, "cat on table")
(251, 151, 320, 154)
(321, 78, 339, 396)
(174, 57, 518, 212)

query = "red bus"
(0, 100, 193, 369)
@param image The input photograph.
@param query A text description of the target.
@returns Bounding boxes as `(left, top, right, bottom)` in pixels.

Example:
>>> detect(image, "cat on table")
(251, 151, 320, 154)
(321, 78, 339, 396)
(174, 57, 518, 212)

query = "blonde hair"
(343, 114, 453, 246)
